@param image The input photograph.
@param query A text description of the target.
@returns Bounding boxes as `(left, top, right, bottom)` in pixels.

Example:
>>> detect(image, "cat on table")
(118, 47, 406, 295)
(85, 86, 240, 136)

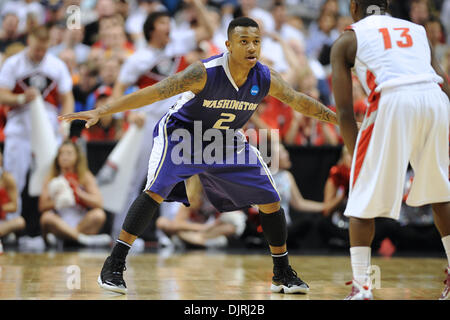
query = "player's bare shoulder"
(156, 61, 207, 97)
(331, 30, 357, 67)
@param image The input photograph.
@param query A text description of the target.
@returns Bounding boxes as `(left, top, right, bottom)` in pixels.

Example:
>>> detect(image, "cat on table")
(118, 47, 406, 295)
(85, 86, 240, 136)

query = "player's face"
(58, 144, 78, 170)
(226, 26, 261, 68)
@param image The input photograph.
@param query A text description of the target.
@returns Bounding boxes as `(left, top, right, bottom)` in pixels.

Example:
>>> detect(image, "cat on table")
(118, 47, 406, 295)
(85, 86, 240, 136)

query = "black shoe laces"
(281, 266, 304, 285)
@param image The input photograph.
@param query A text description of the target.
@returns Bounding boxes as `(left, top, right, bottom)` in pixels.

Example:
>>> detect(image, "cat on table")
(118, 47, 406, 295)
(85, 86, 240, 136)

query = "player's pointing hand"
(58, 109, 100, 128)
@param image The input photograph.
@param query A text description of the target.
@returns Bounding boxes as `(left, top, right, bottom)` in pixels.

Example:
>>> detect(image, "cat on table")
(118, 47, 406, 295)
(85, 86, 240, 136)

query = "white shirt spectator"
(261, 36, 289, 74)
(1, 0, 45, 33)
(0, 49, 72, 136)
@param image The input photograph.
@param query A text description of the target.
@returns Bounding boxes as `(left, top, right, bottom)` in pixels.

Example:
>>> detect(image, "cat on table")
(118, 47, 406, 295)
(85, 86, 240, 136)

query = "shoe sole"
(97, 276, 127, 295)
(270, 283, 309, 294)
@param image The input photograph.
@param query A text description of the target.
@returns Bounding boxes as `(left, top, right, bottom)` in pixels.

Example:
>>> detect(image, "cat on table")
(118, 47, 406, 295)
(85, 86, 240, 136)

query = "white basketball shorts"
(344, 82, 450, 220)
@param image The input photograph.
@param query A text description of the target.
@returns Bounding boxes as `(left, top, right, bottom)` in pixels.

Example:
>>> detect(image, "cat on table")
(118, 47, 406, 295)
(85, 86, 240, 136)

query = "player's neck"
(227, 55, 251, 88)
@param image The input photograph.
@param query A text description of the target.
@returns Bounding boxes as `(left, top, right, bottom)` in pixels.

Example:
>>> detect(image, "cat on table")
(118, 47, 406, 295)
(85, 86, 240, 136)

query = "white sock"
(441, 235, 450, 268)
(350, 246, 371, 285)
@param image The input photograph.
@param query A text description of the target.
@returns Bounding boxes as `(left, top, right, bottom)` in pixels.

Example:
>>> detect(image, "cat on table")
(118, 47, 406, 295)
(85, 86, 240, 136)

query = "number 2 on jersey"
(379, 27, 413, 50)
(213, 113, 236, 129)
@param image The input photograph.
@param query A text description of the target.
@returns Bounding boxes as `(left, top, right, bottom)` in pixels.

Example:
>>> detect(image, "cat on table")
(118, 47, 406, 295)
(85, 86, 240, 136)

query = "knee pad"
(259, 208, 287, 247)
(122, 192, 160, 236)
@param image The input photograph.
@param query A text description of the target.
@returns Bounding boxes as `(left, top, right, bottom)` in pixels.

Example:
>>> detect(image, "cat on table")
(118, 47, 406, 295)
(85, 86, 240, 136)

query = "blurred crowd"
(0, 0, 448, 255)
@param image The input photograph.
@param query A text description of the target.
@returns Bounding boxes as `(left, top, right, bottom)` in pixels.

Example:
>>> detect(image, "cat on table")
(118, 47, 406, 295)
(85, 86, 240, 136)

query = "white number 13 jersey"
(347, 14, 443, 99)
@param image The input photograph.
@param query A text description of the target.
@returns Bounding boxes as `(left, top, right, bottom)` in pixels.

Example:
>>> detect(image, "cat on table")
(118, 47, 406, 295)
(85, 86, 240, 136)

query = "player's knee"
(122, 192, 161, 236)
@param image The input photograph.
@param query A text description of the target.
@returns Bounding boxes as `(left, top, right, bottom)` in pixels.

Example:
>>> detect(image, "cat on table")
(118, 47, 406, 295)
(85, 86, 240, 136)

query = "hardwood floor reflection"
(0, 251, 447, 300)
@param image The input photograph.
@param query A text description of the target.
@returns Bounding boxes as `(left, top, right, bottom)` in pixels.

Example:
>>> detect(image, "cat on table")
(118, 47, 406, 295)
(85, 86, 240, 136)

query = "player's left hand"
(59, 110, 100, 128)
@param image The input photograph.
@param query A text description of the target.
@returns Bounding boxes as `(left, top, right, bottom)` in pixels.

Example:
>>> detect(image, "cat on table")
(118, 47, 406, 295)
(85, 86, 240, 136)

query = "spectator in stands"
(83, 0, 118, 46)
(234, 0, 275, 33)
(255, 18, 290, 76)
(0, 12, 26, 53)
(81, 56, 122, 110)
(99, 57, 122, 87)
(48, 26, 91, 64)
(409, 0, 431, 25)
(284, 69, 339, 146)
(425, 16, 447, 62)
(274, 144, 326, 210)
(1, 0, 46, 34)
(59, 48, 79, 84)
(0, 25, 74, 221)
(0, 150, 23, 253)
(441, 0, 450, 43)
(125, 0, 167, 49)
(39, 140, 111, 247)
(48, 22, 65, 48)
(115, 0, 130, 22)
(72, 61, 100, 113)
(442, 46, 450, 77)
(93, 14, 134, 61)
(271, 0, 306, 46)
(317, 145, 352, 249)
(306, 9, 339, 60)
(321, 0, 339, 16)
(82, 85, 126, 142)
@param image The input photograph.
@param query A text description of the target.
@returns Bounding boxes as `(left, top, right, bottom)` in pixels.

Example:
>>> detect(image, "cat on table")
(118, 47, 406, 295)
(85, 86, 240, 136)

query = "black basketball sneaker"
(271, 265, 310, 294)
(97, 256, 127, 294)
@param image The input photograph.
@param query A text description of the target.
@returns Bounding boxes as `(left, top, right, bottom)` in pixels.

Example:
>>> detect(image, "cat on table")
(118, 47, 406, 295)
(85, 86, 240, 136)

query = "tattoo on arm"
(155, 61, 206, 98)
(269, 69, 337, 125)
(92, 61, 206, 118)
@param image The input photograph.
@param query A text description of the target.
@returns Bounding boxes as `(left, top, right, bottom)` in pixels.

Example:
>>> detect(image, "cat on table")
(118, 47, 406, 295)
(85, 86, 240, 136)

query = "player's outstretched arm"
(59, 61, 207, 127)
(268, 69, 338, 125)
(330, 30, 358, 155)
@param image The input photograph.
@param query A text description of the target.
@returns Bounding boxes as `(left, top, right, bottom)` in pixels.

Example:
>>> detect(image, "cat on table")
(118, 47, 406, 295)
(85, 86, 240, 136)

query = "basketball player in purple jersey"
(60, 17, 338, 295)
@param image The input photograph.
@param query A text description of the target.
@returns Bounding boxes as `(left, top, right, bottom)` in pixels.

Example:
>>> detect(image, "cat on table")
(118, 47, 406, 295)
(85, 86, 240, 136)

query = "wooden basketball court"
(0, 250, 447, 300)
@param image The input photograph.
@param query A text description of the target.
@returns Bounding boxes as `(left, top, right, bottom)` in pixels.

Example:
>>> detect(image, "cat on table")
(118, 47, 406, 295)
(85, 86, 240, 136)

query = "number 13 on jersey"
(379, 27, 413, 50)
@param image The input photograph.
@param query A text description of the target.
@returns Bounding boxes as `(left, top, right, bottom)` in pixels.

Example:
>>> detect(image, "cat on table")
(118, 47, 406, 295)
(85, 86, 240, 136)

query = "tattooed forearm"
(155, 61, 206, 99)
(297, 93, 336, 124)
(94, 61, 206, 117)
(269, 68, 337, 125)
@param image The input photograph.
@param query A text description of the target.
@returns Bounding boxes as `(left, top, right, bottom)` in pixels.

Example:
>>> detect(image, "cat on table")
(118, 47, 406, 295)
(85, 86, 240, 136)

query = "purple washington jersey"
(170, 52, 271, 130)
(143, 52, 280, 212)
